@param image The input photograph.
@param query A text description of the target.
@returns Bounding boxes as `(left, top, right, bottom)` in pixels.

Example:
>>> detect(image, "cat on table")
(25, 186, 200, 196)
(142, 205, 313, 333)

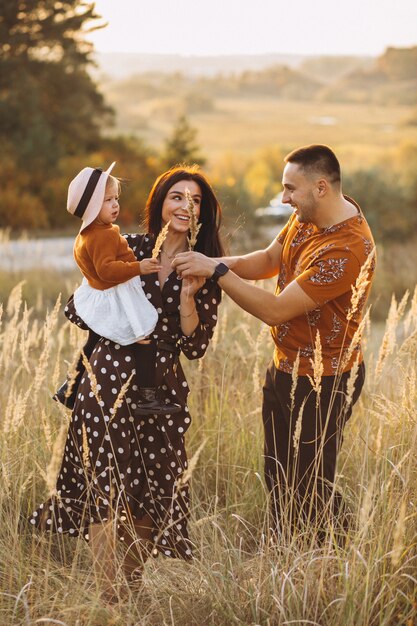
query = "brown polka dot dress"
(29, 234, 221, 560)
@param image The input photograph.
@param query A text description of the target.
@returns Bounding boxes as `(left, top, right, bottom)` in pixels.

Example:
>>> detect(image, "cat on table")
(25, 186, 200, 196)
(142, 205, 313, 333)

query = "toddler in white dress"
(53, 162, 181, 416)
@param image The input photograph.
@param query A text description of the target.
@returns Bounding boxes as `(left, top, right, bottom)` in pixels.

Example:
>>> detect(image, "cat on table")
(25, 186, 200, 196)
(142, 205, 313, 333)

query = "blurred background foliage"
(1, 0, 417, 247)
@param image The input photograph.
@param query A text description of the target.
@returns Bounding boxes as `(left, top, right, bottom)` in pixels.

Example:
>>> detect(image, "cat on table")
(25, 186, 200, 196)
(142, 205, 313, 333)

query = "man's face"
(281, 162, 319, 224)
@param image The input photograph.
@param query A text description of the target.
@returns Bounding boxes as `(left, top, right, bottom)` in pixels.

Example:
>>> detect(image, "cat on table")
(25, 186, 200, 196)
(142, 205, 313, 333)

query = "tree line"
(1, 1, 417, 242)
(0, 1, 204, 231)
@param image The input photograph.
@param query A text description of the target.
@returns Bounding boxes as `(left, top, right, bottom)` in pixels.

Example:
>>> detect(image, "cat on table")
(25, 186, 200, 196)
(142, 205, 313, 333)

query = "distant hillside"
(94, 51, 395, 106)
(299, 55, 373, 83)
(94, 52, 314, 79)
(93, 48, 417, 107)
(320, 46, 417, 104)
(102, 65, 322, 105)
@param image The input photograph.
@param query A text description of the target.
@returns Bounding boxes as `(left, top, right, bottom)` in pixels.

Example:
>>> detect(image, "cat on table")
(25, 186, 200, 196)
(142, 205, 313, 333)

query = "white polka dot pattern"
(30, 233, 221, 561)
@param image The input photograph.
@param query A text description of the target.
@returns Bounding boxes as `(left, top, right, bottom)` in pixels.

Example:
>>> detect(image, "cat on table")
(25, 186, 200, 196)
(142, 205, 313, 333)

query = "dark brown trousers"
(262, 361, 365, 536)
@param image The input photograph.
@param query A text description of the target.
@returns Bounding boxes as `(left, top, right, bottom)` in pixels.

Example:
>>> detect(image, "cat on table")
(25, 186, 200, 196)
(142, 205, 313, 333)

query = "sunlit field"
(0, 270, 416, 625)
(102, 92, 417, 165)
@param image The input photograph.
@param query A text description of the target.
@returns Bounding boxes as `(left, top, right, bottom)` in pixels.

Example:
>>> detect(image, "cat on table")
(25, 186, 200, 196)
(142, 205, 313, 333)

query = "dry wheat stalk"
(152, 220, 171, 259)
(20, 471, 34, 494)
(375, 295, 400, 377)
(2, 389, 13, 437)
(397, 290, 410, 322)
(308, 331, 323, 403)
(185, 188, 201, 250)
(345, 354, 360, 408)
(347, 248, 375, 321)
(81, 351, 102, 404)
(2, 461, 11, 498)
(404, 285, 417, 335)
(358, 474, 376, 534)
(397, 328, 417, 359)
(293, 397, 306, 452)
(11, 386, 31, 434)
(82, 423, 90, 469)
(375, 422, 383, 457)
(18, 303, 31, 373)
(110, 372, 134, 420)
(178, 437, 207, 487)
(41, 408, 53, 450)
(340, 308, 370, 371)
(32, 295, 62, 403)
(290, 351, 300, 414)
(51, 343, 63, 391)
(46, 422, 68, 494)
(6, 280, 25, 318)
(65, 348, 82, 401)
(2, 286, 25, 372)
(391, 499, 407, 566)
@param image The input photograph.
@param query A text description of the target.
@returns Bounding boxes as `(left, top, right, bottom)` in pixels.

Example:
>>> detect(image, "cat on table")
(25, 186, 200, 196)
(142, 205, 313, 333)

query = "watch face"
(214, 262, 229, 277)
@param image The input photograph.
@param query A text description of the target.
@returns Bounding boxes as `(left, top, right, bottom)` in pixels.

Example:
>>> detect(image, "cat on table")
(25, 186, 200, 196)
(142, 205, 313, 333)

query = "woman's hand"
(179, 275, 203, 335)
(180, 275, 205, 299)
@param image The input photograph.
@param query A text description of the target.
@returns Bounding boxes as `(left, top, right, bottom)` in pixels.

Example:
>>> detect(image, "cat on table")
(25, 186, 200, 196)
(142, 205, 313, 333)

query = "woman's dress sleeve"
(179, 278, 221, 360)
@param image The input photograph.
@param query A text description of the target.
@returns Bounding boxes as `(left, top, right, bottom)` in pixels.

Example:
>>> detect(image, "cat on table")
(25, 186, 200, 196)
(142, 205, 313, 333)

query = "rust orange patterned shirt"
(272, 197, 375, 376)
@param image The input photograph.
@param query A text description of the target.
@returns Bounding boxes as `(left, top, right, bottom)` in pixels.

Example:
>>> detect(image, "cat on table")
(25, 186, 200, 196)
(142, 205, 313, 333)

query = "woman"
(30, 165, 224, 599)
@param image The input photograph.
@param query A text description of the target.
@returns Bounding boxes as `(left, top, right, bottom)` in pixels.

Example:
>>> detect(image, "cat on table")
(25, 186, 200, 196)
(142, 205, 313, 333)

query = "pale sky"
(88, 0, 417, 57)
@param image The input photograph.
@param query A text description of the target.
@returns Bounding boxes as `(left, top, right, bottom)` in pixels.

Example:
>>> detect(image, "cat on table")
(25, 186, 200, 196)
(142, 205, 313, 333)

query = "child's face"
(96, 179, 120, 225)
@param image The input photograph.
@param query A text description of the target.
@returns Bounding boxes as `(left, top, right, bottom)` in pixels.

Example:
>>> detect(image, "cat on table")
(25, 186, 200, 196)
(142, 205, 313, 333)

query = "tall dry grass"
(0, 279, 416, 625)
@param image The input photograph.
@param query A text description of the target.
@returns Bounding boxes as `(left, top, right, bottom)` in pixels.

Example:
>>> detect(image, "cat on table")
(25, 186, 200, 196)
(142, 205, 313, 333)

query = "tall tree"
(0, 0, 112, 168)
(163, 115, 206, 169)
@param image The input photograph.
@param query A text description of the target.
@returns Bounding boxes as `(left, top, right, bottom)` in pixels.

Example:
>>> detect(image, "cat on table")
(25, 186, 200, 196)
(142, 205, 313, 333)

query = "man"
(173, 145, 375, 538)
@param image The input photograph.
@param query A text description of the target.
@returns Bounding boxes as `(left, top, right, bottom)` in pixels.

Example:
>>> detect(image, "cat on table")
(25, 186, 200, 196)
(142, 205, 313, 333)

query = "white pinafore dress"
(74, 276, 158, 345)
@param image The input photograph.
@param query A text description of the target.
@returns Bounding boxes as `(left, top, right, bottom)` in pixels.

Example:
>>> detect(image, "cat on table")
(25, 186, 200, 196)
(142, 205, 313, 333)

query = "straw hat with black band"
(67, 162, 116, 232)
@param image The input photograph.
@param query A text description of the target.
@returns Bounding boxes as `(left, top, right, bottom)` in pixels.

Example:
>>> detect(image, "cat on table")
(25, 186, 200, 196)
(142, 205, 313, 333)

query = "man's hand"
(172, 251, 216, 279)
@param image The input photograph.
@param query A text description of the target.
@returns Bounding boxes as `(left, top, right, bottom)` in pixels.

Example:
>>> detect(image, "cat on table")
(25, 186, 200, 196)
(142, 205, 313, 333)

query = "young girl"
(54, 162, 181, 416)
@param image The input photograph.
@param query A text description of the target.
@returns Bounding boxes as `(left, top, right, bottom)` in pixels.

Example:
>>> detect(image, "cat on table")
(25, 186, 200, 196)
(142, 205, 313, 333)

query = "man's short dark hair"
(284, 145, 341, 187)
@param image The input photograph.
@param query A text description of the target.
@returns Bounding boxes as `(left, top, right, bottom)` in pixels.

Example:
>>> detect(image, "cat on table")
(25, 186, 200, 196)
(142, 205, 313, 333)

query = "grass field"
(0, 274, 416, 625)
(102, 88, 417, 166)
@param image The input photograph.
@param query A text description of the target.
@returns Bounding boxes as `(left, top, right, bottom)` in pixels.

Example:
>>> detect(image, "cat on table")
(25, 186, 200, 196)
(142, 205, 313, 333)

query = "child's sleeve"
(89, 228, 142, 284)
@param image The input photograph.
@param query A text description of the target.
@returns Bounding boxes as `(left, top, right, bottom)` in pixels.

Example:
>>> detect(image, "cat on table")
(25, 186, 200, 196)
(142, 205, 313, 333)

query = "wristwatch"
(212, 262, 229, 281)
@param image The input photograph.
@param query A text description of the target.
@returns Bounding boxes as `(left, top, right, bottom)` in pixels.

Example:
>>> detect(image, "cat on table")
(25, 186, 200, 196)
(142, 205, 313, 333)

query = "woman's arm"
(179, 276, 205, 336)
(179, 278, 221, 360)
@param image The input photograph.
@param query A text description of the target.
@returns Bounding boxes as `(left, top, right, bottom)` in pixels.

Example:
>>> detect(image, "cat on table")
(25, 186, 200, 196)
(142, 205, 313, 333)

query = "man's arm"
(222, 238, 283, 280)
(172, 252, 317, 326)
(217, 271, 317, 326)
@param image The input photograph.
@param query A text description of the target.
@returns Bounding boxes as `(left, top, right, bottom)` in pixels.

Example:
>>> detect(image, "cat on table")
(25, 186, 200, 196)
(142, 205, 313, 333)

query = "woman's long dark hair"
(145, 165, 224, 257)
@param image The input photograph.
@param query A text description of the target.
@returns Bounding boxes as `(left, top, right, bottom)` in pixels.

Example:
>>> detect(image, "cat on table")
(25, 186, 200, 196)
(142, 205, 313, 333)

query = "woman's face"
(161, 179, 202, 234)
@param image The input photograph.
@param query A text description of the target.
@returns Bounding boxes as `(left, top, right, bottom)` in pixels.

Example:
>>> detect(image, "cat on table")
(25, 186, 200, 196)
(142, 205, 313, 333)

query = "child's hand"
(139, 258, 161, 275)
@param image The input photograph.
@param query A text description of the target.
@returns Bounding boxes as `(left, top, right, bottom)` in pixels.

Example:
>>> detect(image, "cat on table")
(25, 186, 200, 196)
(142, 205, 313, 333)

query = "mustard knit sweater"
(74, 223, 141, 290)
